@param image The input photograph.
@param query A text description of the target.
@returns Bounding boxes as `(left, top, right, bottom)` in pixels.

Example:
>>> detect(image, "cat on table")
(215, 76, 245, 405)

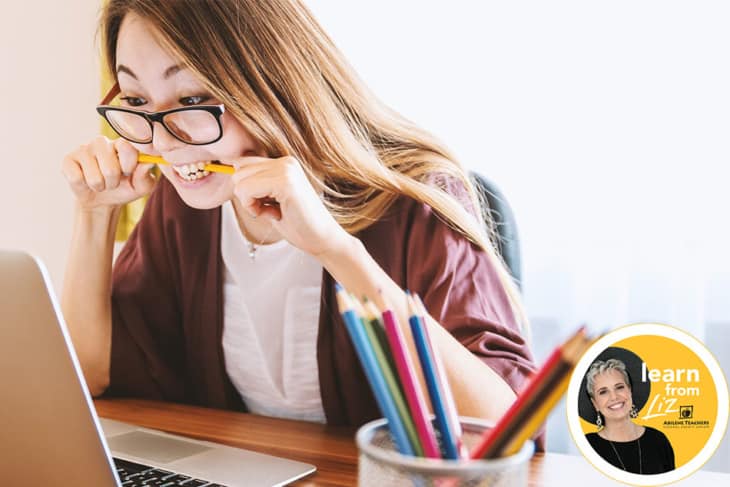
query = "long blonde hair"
(100, 0, 527, 331)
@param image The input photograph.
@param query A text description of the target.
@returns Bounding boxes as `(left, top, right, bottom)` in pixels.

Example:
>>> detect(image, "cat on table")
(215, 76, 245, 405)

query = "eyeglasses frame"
(96, 82, 226, 146)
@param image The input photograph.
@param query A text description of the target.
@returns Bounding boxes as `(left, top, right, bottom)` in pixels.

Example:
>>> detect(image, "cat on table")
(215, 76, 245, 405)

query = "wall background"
(305, 0, 730, 469)
(0, 1, 99, 289)
(1, 0, 727, 472)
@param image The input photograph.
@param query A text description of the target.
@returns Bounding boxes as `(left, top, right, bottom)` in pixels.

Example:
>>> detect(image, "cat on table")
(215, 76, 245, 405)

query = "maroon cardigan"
(107, 177, 542, 448)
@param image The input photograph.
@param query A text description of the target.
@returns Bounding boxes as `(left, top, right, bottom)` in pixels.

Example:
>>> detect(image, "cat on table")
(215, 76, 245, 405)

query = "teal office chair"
(470, 172, 522, 290)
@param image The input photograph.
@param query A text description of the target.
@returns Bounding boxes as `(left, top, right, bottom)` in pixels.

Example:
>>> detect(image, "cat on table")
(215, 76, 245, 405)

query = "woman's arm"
(61, 205, 120, 396)
(317, 234, 517, 421)
(60, 136, 155, 396)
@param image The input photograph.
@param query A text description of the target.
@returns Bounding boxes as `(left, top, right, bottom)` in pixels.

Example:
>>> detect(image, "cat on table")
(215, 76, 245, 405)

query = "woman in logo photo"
(585, 358, 675, 474)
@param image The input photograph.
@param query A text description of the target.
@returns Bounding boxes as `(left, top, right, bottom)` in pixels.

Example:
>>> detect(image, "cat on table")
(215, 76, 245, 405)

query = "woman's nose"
(151, 121, 182, 153)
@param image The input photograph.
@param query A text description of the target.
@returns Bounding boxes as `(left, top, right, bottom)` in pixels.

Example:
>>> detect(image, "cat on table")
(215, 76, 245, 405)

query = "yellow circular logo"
(568, 323, 728, 486)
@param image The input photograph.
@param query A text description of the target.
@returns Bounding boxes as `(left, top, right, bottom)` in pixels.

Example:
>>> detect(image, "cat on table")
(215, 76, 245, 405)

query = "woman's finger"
(233, 173, 282, 216)
(76, 145, 106, 192)
(250, 198, 283, 221)
(229, 160, 275, 186)
(222, 154, 272, 169)
(231, 156, 306, 193)
(130, 163, 156, 195)
(61, 155, 89, 194)
(91, 137, 122, 190)
(114, 138, 139, 177)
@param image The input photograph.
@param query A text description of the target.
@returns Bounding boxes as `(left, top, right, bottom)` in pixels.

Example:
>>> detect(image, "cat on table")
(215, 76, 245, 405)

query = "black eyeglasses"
(96, 82, 225, 145)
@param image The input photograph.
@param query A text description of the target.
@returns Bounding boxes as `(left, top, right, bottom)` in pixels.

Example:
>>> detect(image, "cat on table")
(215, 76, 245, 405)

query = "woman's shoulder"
(360, 175, 477, 251)
(585, 432, 604, 443)
(380, 172, 478, 223)
(642, 425, 664, 435)
(419, 171, 478, 213)
(642, 426, 671, 441)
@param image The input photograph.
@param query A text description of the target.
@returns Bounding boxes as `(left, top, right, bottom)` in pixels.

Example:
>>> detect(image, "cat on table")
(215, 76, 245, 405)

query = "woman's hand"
(62, 136, 156, 211)
(229, 155, 352, 258)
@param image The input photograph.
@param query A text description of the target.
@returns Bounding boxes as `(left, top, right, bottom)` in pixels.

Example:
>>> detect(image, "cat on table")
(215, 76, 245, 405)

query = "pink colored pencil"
(382, 308, 442, 458)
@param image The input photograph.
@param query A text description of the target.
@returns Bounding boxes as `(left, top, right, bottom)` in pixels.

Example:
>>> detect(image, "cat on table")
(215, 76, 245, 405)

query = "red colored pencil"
(470, 326, 587, 459)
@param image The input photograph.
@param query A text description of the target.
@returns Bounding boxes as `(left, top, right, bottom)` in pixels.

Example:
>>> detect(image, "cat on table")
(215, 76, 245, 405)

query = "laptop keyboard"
(114, 457, 228, 487)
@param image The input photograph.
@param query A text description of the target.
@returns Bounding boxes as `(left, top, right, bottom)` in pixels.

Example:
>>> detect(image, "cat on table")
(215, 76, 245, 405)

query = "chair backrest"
(469, 172, 522, 290)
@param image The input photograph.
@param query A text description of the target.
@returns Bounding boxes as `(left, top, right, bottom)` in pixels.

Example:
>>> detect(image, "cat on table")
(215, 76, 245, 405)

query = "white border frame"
(567, 323, 729, 486)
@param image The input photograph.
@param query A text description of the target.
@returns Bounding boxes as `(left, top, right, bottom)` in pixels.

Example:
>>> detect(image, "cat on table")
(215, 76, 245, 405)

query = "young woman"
(62, 0, 538, 442)
(585, 359, 675, 473)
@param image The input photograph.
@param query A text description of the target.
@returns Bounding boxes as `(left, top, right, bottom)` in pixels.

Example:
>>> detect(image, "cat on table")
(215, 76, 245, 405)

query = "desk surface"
(94, 399, 728, 486)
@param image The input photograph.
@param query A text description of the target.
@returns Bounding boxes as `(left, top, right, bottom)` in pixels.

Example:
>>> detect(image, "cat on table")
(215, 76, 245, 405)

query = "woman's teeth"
(173, 162, 211, 181)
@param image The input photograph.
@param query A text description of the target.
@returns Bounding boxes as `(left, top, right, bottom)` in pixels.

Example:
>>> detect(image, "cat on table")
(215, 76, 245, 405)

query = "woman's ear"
(590, 397, 597, 410)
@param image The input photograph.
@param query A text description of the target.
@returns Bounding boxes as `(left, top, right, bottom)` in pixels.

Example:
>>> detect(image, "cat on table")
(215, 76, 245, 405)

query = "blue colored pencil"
(413, 293, 466, 458)
(407, 292, 461, 459)
(335, 284, 415, 456)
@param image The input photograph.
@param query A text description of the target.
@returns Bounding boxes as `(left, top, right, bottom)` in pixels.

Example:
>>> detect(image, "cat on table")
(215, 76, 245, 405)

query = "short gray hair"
(586, 358, 631, 398)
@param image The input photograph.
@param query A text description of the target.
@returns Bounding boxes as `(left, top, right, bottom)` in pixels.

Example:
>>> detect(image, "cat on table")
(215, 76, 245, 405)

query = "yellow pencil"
(137, 153, 235, 174)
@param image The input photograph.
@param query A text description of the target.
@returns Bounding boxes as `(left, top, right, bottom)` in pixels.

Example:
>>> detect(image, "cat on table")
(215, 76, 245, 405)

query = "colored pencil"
(381, 307, 442, 458)
(334, 285, 415, 456)
(362, 299, 401, 389)
(470, 326, 592, 459)
(469, 326, 584, 459)
(354, 299, 423, 456)
(501, 372, 572, 456)
(413, 294, 467, 458)
(500, 330, 599, 456)
(407, 293, 461, 459)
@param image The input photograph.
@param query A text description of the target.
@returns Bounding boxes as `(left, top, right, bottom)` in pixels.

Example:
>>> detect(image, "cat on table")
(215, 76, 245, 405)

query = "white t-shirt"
(220, 201, 326, 422)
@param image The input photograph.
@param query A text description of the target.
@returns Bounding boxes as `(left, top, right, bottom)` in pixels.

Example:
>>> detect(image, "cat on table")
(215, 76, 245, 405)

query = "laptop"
(0, 250, 316, 486)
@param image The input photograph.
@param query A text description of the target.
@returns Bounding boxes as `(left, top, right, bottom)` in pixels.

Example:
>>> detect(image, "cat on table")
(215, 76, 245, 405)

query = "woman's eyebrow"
(116, 63, 184, 80)
(117, 64, 138, 79)
(162, 64, 184, 78)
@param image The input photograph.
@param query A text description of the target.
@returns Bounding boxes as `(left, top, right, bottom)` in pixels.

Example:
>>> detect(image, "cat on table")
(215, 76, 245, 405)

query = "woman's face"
(115, 13, 262, 209)
(591, 369, 633, 422)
